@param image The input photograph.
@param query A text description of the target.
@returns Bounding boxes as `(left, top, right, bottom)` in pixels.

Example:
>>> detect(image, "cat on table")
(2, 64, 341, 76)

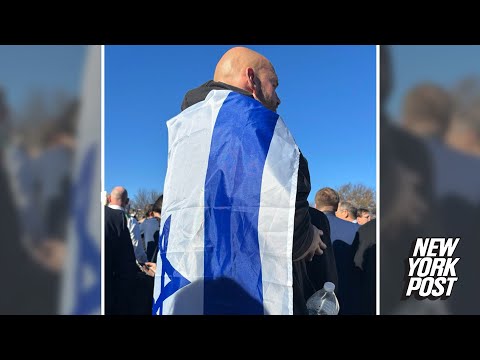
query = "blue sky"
(0, 45, 86, 116)
(387, 45, 480, 120)
(105, 45, 376, 204)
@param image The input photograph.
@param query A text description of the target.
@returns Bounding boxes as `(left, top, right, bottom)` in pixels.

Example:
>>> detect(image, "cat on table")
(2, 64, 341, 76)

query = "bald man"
(182, 47, 280, 112)
(159, 47, 327, 315)
(105, 186, 141, 314)
(109, 187, 148, 264)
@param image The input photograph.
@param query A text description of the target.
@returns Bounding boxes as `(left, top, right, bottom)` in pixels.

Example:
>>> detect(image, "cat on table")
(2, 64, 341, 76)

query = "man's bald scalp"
(111, 186, 127, 201)
(214, 47, 271, 87)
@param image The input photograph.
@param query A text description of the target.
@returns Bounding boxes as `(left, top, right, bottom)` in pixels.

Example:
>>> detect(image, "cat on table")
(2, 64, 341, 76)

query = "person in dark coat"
(104, 186, 140, 314)
(352, 219, 376, 315)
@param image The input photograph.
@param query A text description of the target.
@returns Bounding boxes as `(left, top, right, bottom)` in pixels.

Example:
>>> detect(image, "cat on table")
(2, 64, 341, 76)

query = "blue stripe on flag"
(72, 144, 100, 314)
(204, 92, 279, 314)
(152, 215, 190, 315)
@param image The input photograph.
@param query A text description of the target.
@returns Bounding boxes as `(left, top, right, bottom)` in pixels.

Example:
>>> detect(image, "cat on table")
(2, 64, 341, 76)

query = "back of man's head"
(315, 187, 340, 212)
(445, 98, 480, 156)
(214, 47, 269, 86)
(401, 83, 453, 139)
(213, 47, 280, 113)
(144, 203, 154, 217)
(152, 194, 163, 218)
(110, 186, 128, 207)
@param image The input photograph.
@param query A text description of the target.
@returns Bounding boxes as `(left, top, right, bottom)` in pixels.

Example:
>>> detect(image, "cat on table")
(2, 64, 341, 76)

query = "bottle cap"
(324, 282, 335, 292)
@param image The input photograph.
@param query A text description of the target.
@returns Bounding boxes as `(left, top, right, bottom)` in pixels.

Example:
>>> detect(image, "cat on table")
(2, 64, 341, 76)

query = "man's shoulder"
(176, 90, 278, 131)
(106, 206, 128, 221)
(181, 80, 253, 112)
(328, 214, 358, 230)
(358, 219, 376, 240)
(105, 206, 125, 225)
(309, 207, 328, 224)
(105, 205, 119, 214)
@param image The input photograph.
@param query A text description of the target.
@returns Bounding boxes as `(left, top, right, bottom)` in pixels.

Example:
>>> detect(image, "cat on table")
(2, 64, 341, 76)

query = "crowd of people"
(104, 186, 163, 314)
(0, 88, 77, 314)
(381, 46, 480, 314)
(105, 184, 375, 315)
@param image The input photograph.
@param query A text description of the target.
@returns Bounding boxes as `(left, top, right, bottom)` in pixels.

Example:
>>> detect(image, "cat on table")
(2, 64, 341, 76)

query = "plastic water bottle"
(306, 282, 340, 315)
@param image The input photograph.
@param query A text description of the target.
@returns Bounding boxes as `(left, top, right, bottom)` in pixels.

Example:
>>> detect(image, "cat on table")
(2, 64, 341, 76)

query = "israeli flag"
(153, 90, 299, 315)
(60, 45, 101, 315)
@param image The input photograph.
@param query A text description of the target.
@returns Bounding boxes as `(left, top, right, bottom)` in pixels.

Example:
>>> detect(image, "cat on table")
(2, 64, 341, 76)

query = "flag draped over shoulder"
(153, 90, 299, 315)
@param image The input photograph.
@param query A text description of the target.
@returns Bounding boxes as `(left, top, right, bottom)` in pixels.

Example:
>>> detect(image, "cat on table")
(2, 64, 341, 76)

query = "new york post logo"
(403, 238, 460, 300)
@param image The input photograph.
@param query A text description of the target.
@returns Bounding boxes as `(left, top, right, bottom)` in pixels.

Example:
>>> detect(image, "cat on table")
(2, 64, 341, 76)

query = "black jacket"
(0, 164, 58, 314)
(104, 206, 139, 314)
(181, 81, 335, 314)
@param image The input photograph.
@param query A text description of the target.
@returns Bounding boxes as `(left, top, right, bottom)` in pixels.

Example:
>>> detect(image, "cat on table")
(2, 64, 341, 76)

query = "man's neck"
(212, 81, 253, 97)
(318, 206, 336, 214)
(108, 204, 124, 211)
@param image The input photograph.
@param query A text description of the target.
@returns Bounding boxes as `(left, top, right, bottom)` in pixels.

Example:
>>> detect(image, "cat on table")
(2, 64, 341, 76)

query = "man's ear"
(246, 68, 255, 92)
